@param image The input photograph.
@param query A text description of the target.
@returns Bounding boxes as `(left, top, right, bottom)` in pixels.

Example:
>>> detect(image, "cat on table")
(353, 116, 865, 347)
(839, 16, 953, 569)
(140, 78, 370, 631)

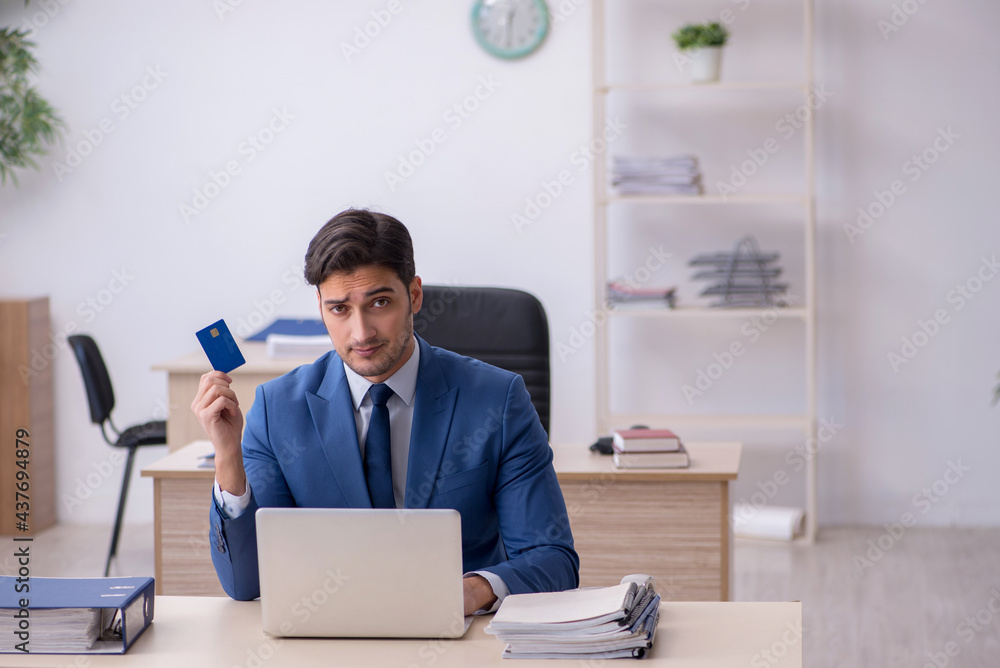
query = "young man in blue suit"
(192, 209, 579, 614)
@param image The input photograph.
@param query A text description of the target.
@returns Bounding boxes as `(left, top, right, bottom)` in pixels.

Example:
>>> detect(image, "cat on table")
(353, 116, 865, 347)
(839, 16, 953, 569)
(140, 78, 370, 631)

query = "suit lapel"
(404, 337, 458, 509)
(306, 360, 372, 508)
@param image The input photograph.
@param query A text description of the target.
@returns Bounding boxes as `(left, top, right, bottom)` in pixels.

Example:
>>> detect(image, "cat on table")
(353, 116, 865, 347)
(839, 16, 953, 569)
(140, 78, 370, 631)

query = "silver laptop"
(255, 507, 470, 638)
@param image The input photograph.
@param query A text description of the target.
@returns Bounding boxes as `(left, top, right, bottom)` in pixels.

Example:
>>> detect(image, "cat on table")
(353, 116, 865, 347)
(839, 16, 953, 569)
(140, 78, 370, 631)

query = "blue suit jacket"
(209, 335, 579, 600)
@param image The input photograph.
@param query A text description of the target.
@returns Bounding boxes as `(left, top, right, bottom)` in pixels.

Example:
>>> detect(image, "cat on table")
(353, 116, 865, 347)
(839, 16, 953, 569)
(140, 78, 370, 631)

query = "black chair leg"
(105, 447, 137, 577)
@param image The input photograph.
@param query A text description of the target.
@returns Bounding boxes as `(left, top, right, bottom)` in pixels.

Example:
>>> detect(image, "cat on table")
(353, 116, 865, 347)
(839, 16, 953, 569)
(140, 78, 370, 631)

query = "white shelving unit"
(592, 0, 818, 541)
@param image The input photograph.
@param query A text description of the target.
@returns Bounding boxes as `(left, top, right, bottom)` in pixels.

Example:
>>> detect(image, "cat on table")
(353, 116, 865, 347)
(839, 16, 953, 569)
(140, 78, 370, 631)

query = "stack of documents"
(0, 576, 154, 655)
(0, 608, 102, 653)
(611, 155, 703, 195)
(485, 576, 661, 660)
(606, 281, 677, 308)
(265, 334, 334, 359)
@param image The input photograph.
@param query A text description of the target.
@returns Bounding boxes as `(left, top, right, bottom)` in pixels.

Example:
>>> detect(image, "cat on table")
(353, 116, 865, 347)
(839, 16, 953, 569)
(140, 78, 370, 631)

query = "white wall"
(0, 0, 996, 529)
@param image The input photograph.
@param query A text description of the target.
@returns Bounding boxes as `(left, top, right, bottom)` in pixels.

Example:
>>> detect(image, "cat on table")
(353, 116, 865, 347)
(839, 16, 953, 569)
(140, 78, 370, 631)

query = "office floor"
(4, 525, 999, 666)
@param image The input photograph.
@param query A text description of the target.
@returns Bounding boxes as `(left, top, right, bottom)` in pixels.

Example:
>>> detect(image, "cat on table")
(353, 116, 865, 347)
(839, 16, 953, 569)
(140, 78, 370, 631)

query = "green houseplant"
(671, 22, 730, 83)
(0, 28, 64, 185)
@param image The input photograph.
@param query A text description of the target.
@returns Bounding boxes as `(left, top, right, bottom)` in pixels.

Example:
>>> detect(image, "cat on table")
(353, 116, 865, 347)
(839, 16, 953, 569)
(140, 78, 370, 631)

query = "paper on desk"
(265, 334, 334, 359)
(488, 582, 633, 629)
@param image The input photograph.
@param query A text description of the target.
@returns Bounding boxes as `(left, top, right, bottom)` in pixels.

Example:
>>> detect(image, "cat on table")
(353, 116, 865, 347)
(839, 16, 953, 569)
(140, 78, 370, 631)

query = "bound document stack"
(611, 155, 703, 195)
(485, 575, 661, 660)
(0, 576, 154, 654)
(612, 428, 690, 469)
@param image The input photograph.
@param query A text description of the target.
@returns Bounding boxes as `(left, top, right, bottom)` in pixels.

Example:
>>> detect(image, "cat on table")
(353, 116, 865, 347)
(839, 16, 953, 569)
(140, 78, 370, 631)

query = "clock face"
(471, 0, 550, 60)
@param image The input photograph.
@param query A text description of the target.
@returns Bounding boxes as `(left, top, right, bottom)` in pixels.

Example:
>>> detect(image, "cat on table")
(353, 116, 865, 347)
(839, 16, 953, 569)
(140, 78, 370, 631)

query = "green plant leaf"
(672, 22, 730, 51)
(0, 27, 64, 186)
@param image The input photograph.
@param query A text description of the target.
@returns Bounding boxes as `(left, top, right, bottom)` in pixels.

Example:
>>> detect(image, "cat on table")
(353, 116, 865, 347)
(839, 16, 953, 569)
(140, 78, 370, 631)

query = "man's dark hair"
(304, 209, 415, 288)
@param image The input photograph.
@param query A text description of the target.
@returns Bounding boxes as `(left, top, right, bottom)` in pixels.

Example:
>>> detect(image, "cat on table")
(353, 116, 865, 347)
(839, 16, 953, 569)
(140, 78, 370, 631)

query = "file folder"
(0, 576, 154, 654)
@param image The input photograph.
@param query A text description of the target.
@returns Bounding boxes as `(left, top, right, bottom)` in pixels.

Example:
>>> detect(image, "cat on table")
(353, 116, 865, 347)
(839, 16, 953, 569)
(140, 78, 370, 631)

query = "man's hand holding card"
(192, 319, 248, 496)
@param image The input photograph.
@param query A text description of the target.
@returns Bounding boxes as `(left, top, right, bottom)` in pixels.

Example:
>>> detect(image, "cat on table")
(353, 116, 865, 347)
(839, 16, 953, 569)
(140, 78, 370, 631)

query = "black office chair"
(67, 335, 167, 576)
(413, 286, 551, 435)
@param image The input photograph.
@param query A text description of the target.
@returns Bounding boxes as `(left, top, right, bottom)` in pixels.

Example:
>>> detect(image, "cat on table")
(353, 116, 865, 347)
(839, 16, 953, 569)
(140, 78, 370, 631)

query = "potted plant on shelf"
(0, 28, 64, 185)
(672, 22, 729, 84)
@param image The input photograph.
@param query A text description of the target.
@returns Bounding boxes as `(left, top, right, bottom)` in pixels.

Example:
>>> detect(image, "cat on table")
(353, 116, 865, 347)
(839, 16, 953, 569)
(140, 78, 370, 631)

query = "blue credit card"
(196, 319, 246, 373)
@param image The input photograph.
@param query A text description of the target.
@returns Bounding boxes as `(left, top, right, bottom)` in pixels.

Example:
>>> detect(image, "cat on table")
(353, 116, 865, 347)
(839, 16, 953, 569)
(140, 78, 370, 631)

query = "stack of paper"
(485, 576, 661, 659)
(606, 281, 677, 308)
(0, 575, 155, 655)
(0, 608, 102, 653)
(265, 334, 334, 359)
(611, 155, 703, 195)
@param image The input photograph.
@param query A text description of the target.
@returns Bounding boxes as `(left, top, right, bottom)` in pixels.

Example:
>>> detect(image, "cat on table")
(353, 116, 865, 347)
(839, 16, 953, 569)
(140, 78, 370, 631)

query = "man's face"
(316, 265, 423, 383)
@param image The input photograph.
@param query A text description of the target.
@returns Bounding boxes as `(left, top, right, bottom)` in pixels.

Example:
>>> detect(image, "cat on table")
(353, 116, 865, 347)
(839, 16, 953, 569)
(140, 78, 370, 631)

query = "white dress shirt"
(213, 337, 507, 612)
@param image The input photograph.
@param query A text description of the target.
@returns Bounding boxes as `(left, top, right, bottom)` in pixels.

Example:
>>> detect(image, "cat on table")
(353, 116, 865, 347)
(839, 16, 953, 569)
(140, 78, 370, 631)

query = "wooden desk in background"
(142, 441, 740, 600)
(152, 343, 318, 451)
(11, 597, 802, 668)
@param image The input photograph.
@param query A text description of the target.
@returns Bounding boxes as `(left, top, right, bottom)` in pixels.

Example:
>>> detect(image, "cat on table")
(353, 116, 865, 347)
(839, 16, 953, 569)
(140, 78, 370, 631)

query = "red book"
(612, 429, 681, 453)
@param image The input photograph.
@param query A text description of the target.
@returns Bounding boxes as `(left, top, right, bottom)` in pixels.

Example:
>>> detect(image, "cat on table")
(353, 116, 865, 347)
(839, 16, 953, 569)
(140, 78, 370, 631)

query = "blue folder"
(0, 575, 154, 654)
(244, 318, 327, 341)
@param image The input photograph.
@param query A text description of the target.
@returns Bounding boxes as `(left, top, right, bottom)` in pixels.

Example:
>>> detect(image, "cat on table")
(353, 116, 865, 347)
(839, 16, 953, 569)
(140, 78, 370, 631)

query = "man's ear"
(409, 276, 423, 314)
(315, 286, 323, 316)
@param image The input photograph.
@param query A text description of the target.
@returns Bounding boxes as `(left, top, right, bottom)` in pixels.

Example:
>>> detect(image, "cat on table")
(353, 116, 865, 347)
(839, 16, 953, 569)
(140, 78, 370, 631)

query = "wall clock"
(471, 0, 550, 60)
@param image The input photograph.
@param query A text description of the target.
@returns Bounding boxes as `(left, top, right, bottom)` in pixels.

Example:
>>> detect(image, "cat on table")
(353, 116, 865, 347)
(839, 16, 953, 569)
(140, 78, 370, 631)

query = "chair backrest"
(413, 286, 551, 435)
(67, 334, 116, 426)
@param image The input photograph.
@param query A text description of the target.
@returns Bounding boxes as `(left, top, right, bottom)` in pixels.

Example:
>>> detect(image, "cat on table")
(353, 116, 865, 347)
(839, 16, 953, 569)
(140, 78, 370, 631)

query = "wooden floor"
(3, 524, 999, 666)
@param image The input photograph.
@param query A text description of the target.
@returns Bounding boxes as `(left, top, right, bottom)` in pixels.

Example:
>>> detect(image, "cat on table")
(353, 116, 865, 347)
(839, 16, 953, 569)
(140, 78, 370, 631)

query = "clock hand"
(504, 5, 516, 49)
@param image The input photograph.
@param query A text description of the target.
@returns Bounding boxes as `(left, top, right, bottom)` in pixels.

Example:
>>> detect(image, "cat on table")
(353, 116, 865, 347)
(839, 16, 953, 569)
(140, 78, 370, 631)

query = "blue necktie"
(364, 383, 395, 508)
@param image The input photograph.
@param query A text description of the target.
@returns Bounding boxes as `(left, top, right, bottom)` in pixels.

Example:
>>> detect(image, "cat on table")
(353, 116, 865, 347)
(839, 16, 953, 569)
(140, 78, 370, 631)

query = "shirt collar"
(343, 336, 420, 410)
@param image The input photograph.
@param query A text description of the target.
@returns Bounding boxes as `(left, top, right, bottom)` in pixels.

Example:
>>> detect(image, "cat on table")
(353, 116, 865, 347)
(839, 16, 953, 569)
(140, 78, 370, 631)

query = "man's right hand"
(191, 371, 247, 496)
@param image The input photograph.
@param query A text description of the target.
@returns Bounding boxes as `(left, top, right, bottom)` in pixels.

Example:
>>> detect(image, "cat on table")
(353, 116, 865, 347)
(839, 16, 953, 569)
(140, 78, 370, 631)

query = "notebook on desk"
(255, 507, 471, 638)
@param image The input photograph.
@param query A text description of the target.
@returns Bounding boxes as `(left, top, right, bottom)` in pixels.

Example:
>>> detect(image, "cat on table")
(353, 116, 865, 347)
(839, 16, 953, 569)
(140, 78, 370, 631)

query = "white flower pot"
(689, 46, 723, 83)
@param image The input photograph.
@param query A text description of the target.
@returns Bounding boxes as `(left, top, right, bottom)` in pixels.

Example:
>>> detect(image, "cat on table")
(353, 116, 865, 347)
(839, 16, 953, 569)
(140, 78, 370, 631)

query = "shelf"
(605, 414, 812, 432)
(599, 194, 809, 206)
(592, 0, 817, 541)
(606, 305, 809, 319)
(598, 81, 808, 93)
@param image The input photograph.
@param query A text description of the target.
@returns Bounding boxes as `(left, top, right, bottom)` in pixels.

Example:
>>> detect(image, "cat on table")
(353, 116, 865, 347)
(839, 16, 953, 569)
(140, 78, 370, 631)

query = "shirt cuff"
(213, 479, 252, 519)
(464, 570, 509, 615)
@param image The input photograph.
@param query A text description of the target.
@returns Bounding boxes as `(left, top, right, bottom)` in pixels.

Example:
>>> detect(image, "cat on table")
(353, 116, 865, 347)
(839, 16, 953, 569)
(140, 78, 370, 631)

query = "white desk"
(9, 597, 802, 667)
